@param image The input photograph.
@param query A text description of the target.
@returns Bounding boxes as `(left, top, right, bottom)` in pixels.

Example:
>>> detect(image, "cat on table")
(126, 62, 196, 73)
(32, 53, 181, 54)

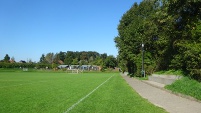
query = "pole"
(142, 43, 145, 77)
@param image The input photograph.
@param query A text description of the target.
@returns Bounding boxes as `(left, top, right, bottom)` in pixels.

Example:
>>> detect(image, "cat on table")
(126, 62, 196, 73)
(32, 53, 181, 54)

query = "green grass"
(0, 72, 167, 113)
(154, 70, 183, 76)
(0, 68, 25, 72)
(165, 77, 201, 101)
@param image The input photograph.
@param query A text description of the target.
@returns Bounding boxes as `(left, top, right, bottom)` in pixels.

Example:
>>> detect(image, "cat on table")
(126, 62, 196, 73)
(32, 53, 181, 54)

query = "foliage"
(115, 0, 166, 77)
(0, 51, 117, 69)
(165, 77, 201, 101)
(39, 54, 47, 63)
(45, 52, 54, 64)
(115, 0, 201, 81)
(0, 62, 36, 68)
(154, 70, 184, 76)
(167, 0, 201, 81)
(3, 54, 10, 63)
(104, 55, 117, 68)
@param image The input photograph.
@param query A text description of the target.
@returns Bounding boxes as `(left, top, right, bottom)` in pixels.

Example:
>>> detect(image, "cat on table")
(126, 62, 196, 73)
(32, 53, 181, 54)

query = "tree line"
(0, 51, 117, 70)
(115, 0, 201, 81)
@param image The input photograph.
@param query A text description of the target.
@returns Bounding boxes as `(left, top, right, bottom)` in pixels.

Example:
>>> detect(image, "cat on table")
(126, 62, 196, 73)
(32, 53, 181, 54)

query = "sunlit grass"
(0, 72, 167, 113)
(165, 77, 201, 101)
(154, 69, 184, 76)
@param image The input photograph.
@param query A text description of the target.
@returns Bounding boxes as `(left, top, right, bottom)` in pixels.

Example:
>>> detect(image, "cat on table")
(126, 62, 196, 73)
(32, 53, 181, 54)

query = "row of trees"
(115, 0, 201, 81)
(39, 51, 117, 69)
(0, 51, 117, 69)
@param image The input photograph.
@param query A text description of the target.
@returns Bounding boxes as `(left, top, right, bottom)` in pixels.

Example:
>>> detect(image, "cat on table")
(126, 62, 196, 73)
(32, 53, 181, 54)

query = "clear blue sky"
(0, 0, 142, 62)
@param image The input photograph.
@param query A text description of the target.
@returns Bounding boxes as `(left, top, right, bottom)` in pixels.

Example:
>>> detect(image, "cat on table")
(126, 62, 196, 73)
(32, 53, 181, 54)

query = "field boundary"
(64, 75, 114, 113)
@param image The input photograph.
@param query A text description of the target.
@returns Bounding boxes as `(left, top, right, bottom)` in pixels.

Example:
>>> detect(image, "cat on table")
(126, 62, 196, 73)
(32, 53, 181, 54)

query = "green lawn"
(165, 77, 201, 101)
(0, 72, 166, 113)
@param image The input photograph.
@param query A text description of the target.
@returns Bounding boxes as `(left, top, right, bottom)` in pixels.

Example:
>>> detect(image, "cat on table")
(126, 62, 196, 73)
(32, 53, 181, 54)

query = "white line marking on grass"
(64, 75, 114, 113)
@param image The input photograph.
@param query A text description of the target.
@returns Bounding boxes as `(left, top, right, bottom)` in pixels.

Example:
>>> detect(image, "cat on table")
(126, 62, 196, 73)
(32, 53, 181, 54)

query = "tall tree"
(115, 0, 160, 76)
(4, 54, 10, 63)
(72, 58, 79, 65)
(100, 53, 107, 60)
(167, 0, 201, 80)
(45, 53, 54, 64)
(115, 0, 201, 80)
(39, 54, 47, 63)
(58, 51, 66, 62)
(80, 52, 88, 61)
(53, 53, 60, 64)
(104, 55, 117, 68)
(64, 51, 74, 65)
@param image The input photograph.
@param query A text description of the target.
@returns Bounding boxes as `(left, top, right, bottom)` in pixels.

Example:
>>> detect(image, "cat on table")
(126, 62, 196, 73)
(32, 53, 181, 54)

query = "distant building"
(19, 60, 26, 63)
(57, 65, 100, 71)
(58, 60, 64, 65)
(69, 65, 79, 69)
(58, 65, 69, 69)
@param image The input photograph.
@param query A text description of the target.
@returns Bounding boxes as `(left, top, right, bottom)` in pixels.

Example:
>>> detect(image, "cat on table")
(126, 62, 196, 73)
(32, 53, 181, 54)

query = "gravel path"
(122, 74, 201, 113)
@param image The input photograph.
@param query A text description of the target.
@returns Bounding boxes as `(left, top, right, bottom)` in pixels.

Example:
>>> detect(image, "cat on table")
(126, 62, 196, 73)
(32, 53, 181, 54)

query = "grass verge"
(154, 70, 183, 76)
(165, 77, 201, 101)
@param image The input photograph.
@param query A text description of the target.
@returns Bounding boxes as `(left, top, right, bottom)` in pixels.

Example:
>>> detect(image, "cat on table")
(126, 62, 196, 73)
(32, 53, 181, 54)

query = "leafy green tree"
(100, 53, 107, 60)
(115, 0, 201, 81)
(64, 51, 74, 65)
(80, 52, 88, 61)
(72, 58, 79, 65)
(58, 51, 66, 62)
(39, 54, 47, 63)
(167, 0, 201, 80)
(115, 0, 160, 76)
(93, 57, 104, 66)
(79, 60, 88, 65)
(4, 54, 10, 63)
(104, 55, 117, 68)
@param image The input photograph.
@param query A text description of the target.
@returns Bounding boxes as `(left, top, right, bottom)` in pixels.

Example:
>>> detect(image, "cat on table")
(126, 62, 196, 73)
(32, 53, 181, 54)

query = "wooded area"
(0, 51, 117, 70)
(115, 0, 201, 81)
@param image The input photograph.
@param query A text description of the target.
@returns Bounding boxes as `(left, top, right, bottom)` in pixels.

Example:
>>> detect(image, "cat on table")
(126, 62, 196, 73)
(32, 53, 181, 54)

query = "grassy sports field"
(0, 72, 167, 113)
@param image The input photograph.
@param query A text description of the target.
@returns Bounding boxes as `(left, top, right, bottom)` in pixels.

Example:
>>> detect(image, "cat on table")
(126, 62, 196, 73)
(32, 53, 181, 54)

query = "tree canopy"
(0, 51, 117, 70)
(115, 0, 201, 81)
(3, 54, 10, 63)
